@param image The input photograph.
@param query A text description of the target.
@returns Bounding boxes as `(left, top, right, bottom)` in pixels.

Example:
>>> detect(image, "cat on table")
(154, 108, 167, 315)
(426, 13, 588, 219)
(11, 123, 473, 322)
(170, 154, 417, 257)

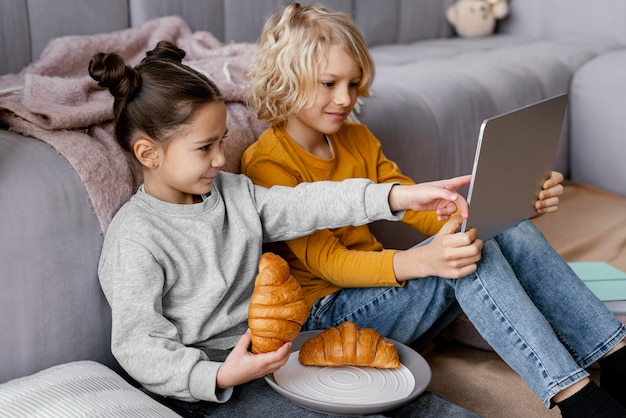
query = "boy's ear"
(134, 137, 160, 168)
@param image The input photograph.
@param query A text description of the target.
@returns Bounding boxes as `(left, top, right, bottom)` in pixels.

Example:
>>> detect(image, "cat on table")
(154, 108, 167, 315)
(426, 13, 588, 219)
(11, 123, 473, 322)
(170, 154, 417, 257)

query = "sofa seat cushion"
(0, 361, 180, 417)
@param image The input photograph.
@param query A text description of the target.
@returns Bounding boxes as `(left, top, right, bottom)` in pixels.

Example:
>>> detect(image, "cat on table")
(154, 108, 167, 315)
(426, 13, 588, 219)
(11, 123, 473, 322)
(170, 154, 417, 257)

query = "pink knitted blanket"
(0, 16, 267, 232)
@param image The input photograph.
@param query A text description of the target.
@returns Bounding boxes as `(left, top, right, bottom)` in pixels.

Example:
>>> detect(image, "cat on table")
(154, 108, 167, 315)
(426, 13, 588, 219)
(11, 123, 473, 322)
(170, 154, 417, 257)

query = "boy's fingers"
(440, 214, 463, 235)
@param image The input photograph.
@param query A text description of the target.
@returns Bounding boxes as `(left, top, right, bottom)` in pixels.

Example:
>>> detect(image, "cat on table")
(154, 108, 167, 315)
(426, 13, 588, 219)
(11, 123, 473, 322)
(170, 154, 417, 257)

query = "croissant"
(248, 252, 310, 353)
(298, 321, 400, 368)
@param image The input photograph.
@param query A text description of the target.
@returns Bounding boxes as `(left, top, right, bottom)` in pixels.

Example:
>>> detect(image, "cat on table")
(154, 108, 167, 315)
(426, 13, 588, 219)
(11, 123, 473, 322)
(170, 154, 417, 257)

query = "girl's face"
(286, 44, 360, 143)
(147, 101, 228, 204)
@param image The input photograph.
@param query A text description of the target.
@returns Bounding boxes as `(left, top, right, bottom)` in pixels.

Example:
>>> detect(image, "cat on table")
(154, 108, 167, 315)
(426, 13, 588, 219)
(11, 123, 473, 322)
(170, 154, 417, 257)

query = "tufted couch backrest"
(0, 0, 455, 76)
(4, 0, 626, 76)
(501, 0, 626, 44)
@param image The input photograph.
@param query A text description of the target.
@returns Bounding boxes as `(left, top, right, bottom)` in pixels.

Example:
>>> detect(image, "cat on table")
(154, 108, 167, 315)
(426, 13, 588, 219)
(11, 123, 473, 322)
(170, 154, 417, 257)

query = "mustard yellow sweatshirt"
(241, 122, 445, 307)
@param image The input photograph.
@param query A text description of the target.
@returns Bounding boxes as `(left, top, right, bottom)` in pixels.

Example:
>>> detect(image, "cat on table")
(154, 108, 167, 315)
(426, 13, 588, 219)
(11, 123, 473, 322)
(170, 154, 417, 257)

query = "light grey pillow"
(0, 361, 181, 417)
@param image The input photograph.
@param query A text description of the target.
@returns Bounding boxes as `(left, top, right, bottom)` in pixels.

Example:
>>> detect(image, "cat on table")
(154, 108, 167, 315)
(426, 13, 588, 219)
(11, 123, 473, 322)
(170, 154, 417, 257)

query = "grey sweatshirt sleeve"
(98, 237, 230, 403)
(252, 178, 404, 242)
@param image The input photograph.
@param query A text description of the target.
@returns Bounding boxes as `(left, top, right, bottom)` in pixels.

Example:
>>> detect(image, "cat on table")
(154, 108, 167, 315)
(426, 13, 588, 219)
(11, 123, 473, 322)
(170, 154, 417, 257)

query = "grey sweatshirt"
(98, 172, 401, 402)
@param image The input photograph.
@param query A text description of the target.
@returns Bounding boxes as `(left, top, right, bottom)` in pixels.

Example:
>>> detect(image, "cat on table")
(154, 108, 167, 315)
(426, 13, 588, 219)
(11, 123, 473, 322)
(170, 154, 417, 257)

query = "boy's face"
(147, 101, 228, 204)
(286, 45, 360, 142)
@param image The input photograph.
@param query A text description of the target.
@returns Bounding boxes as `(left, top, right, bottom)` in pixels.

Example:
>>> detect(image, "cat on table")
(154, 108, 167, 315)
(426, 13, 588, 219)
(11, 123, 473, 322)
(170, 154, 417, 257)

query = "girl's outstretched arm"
(388, 175, 471, 220)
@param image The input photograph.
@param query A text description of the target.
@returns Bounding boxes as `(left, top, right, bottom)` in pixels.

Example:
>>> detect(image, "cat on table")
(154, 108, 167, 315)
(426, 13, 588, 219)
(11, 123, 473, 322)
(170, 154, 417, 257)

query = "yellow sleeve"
(241, 134, 401, 290)
(284, 230, 401, 288)
(370, 134, 446, 236)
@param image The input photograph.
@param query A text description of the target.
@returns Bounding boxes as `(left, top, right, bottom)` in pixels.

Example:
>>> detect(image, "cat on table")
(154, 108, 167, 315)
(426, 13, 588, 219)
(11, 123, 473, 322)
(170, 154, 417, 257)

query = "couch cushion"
(570, 49, 626, 197)
(0, 0, 30, 75)
(128, 0, 456, 46)
(0, 361, 180, 417)
(0, 132, 112, 384)
(353, 0, 455, 45)
(501, 0, 626, 44)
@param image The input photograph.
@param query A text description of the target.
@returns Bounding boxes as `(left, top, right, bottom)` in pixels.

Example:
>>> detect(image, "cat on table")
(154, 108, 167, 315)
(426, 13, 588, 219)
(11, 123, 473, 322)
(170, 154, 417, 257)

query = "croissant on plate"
(248, 252, 310, 353)
(298, 321, 400, 368)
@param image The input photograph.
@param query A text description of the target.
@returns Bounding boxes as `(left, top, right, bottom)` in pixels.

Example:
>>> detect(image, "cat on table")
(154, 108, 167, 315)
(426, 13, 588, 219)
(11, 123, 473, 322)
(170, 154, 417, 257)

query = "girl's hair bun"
(143, 40, 186, 65)
(88, 39, 222, 154)
(88, 52, 141, 99)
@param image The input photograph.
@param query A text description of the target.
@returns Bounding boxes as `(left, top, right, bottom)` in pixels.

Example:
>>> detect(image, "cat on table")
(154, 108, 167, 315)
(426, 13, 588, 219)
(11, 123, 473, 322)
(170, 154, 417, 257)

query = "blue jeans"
(303, 220, 626, 408)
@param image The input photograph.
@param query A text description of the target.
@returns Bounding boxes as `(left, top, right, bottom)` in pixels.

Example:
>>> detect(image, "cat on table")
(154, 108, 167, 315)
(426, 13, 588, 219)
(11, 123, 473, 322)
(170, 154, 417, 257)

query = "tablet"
(460, 94, 568, 240)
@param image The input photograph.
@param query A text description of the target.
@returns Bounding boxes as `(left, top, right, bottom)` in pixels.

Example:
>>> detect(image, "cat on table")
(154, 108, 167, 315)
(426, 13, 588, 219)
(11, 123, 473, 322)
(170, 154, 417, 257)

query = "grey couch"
(2, 0, 626, 415)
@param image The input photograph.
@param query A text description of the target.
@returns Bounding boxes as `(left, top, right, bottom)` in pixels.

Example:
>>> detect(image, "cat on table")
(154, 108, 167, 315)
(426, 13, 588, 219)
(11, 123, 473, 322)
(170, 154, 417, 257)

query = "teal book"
(569, 261, 626, 304)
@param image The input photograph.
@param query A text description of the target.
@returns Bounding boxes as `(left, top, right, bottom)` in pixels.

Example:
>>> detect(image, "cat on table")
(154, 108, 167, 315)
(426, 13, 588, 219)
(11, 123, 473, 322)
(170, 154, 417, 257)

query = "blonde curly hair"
(246, 2, 375, 126)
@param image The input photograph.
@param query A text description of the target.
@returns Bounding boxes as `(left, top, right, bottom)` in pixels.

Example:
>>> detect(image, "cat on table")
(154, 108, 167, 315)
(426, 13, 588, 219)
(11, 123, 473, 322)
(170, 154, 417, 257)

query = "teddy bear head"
(446, 0, 509, 38)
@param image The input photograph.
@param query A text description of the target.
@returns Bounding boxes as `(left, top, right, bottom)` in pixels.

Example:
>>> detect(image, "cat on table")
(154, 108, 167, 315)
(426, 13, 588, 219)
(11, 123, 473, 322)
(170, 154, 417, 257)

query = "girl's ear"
(134, 137, 160, 168)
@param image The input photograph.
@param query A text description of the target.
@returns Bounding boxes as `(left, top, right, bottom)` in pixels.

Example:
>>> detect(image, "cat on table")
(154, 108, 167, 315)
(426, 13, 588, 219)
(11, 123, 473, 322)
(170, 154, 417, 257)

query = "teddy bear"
(446, 0, 509, 38)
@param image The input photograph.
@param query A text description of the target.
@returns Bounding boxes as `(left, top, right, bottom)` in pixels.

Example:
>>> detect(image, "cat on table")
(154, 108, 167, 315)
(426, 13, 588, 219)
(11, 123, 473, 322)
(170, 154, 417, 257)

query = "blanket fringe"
(0, 86, 23, 96)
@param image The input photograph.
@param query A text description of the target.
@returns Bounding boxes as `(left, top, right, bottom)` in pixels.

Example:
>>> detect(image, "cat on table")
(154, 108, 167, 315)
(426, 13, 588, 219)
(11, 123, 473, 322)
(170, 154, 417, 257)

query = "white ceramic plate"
(265, 330, 431, 416)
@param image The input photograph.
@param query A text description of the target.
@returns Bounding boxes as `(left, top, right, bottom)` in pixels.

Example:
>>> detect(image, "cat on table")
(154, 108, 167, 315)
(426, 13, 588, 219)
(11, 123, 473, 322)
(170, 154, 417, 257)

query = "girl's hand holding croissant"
(217, 252, 307, 388)
(216, 329, 291, 389)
